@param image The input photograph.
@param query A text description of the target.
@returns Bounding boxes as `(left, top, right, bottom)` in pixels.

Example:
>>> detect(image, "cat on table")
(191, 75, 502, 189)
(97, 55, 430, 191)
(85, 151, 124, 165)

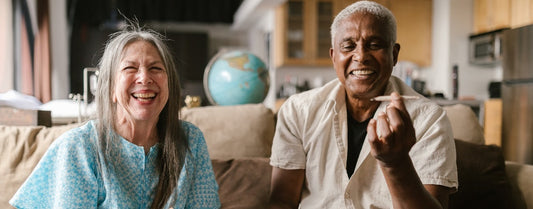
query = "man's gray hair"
(330, 0, 397, 47)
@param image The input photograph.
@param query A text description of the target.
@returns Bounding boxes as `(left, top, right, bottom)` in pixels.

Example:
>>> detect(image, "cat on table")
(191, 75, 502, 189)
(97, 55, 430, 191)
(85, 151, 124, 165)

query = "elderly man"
(269, 1, 458, 209)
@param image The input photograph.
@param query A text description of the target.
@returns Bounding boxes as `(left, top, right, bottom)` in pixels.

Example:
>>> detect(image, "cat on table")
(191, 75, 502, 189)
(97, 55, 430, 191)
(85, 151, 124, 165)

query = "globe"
(204, 50, 270, 106)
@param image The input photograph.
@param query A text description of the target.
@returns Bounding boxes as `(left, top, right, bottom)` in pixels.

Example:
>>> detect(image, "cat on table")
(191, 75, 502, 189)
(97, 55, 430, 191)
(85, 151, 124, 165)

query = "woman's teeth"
(132, 93, 156, 100)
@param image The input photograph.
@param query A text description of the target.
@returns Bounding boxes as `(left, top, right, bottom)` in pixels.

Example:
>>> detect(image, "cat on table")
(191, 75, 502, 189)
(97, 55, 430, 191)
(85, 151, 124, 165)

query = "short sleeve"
(410, 104, 458, 189)
(182, 121, 221, 208)
(9, 127, 99, 209)
(270, 97, 307, 170)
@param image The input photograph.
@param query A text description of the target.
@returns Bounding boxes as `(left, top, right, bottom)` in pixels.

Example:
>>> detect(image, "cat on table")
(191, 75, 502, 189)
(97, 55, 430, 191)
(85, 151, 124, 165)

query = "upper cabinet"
(274, 0, 433, 67)
(388, 0, 432, 67)
(274, 0, 334, 67)
(474, 0, 533, 34)
(510, 0, 533, 28)
(473, 0, 511, 34)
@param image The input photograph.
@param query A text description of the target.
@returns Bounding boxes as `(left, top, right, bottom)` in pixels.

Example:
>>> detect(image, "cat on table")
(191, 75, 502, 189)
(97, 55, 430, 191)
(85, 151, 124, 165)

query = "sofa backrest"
(181, 104, 276, 159)
(442, 104, 485, 145)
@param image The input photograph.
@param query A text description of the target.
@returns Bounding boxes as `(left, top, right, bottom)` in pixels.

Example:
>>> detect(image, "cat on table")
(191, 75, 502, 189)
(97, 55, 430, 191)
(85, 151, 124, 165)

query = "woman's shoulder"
(179, 120, 207, 149)
(180, 120, 202, 136)
(50, 120, 98, 153)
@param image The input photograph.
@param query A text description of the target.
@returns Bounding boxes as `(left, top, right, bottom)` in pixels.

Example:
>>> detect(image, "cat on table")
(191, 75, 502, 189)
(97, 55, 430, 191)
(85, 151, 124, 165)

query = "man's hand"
(366, 92, 449, 209)
(367, 92, 416, 167)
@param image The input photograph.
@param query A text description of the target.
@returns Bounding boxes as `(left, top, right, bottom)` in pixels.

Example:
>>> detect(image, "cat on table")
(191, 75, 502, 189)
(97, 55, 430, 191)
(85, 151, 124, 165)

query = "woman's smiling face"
(113, 40, 169, 123)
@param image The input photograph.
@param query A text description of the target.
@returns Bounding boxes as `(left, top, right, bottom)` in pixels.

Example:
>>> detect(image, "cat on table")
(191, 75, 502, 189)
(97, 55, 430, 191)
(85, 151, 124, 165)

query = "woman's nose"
(136, 69, 153, 84)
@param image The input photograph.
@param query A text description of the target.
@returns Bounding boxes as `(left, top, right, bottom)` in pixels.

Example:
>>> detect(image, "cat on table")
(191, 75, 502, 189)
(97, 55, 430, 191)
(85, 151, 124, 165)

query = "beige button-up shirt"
(270, 76, 458, 209)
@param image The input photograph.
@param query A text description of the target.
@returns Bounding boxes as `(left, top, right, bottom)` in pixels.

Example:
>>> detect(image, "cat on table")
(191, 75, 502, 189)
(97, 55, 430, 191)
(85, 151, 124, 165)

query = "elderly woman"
(10, 25, 220, 208)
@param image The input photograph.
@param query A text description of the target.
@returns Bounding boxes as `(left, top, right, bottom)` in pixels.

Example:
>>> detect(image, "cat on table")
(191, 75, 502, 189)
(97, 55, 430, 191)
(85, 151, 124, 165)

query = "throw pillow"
(181, 104, 275, 159)
(449, 139, 513, 209)
(212, 158, 271, 209)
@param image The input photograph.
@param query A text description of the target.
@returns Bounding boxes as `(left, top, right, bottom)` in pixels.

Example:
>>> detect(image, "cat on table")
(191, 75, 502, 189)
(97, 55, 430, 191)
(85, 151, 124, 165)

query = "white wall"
(421, 0, 502, 100)
(449, 0, 502, 100)
(246, 10, 277, 109)
(422, 0, 451, 98)
(0, 0, 14, 92)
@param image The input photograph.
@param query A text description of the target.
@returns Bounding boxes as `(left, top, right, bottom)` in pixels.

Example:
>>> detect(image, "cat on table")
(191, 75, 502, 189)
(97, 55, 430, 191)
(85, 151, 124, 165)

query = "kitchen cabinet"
(473, 0, 511, 34)
(510, 0, 533, 28)
(473, 0, 533, 33)
(275, 0, 432, 67)
(484, 99, 502, 146)
(337, 0, 432, 67)
(389, 0, 432, 67)
(274, 0, 334, 67)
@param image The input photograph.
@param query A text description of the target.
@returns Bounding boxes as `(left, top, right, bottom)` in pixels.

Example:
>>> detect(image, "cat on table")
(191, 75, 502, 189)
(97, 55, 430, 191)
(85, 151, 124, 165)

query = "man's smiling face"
(330, 12, 400, 100)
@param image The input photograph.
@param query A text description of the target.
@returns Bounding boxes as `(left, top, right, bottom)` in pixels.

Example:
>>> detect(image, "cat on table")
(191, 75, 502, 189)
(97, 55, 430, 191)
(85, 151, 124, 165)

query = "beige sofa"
(1, 104, 532, 209)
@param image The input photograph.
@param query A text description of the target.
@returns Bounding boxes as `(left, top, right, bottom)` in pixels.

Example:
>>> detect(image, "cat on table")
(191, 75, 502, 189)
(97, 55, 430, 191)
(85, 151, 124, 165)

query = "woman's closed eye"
(123, 66, 138, 72)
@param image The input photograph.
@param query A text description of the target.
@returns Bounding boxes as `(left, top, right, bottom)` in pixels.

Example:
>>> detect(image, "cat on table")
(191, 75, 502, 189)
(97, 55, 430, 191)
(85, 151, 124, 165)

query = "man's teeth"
(350, 70, 374, 75)
(133, 93, 155, 99)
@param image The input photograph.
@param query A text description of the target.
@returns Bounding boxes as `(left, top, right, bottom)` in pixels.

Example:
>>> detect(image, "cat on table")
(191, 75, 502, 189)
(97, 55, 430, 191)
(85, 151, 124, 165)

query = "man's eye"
(341, 44, 355, 51)
(368, 42, 384, 50)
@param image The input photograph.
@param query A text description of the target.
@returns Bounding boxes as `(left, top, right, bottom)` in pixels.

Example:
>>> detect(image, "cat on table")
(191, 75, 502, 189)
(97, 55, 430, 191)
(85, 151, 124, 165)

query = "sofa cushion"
(0, 123, 80, 209)
(449, 139, 513, 209)
(181, 104, 275, 159)
(212, 158, 271, 209)
(443, 104, 485, 145)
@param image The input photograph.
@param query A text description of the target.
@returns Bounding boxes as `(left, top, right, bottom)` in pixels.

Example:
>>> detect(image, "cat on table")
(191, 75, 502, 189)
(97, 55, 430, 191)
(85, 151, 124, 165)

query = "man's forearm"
(379, 156, 444, 209)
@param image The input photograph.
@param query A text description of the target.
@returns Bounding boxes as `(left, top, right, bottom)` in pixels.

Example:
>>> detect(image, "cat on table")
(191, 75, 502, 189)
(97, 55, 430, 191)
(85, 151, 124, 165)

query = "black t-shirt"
(346, 116, 371, 178)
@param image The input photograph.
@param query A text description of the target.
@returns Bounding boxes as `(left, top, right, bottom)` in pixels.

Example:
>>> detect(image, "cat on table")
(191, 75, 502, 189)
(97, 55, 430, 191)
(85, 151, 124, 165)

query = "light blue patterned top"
(10, 120, 220, 209)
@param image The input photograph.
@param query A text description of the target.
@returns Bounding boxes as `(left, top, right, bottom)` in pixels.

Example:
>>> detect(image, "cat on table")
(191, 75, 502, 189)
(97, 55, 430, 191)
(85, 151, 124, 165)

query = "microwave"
(469, 28, 508, 65)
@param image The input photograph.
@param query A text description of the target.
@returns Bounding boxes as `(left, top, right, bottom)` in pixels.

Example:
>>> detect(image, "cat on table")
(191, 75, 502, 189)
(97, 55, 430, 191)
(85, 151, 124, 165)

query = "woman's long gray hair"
(95, 22, 187, 208)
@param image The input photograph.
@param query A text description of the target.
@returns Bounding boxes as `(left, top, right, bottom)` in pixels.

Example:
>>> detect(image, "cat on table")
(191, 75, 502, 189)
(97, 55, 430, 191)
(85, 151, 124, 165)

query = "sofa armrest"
(505, 161, 533, 209)
(0, 123, 80, 209)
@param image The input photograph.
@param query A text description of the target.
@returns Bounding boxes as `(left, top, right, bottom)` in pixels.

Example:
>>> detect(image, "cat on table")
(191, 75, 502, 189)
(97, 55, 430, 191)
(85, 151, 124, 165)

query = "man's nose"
(352, 45, 369, 64)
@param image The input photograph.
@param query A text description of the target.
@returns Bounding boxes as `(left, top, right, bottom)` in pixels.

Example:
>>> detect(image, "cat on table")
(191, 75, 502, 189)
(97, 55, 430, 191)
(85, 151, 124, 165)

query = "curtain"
(14, 0, 52, 103)
(34, 0, 51, 103)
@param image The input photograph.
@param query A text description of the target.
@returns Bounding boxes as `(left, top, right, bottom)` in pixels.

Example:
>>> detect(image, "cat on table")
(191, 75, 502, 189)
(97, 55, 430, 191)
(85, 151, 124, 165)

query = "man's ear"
(329, 47, 335, 61)
(393, 43, 401, 65)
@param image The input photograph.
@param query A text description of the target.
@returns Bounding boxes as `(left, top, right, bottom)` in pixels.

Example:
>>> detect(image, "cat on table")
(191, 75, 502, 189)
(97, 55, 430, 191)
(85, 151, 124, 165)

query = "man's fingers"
(376, 111, 391, 143)
(386, 105, 403, 130)
(390, 92, 408, 113)
(367, 119, 382, 150)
